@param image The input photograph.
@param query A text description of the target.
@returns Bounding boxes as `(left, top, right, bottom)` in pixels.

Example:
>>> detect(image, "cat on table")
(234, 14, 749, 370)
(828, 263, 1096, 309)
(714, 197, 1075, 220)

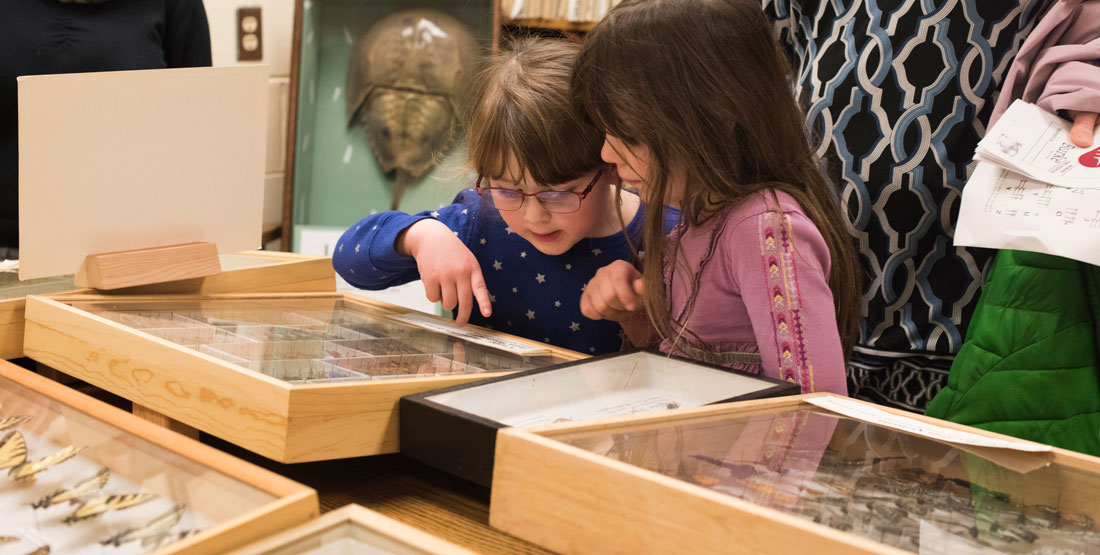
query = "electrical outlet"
(237, 7, 263, 62)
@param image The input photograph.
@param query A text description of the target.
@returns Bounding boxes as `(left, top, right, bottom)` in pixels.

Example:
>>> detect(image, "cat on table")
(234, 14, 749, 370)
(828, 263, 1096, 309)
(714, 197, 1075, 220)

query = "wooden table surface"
(204, 436, 553, 554)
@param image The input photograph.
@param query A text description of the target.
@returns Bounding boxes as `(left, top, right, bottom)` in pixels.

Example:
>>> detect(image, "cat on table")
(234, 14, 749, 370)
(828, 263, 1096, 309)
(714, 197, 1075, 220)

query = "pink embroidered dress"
(660, 190, 847, 395)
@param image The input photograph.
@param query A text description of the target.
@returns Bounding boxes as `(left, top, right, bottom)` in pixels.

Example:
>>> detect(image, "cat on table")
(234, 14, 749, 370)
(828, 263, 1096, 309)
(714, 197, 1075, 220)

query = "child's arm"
(580, 260, 653, 346)
(730, 210, 847, 395)
(332, 191, 490, 325)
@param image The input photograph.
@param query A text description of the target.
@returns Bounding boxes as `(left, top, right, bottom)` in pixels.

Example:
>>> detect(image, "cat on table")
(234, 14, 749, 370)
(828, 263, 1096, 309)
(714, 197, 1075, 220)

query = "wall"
(203, 0, 297, 248)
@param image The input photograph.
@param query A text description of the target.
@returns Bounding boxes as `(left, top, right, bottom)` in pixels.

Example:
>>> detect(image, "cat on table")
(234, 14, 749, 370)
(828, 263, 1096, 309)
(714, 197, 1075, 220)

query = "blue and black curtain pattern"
(761, 0, 1048, 411)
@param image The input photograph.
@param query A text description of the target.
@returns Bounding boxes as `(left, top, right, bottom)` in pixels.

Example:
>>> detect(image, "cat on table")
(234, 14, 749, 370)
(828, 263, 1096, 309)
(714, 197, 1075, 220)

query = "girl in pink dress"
(574, 0, 860, 395)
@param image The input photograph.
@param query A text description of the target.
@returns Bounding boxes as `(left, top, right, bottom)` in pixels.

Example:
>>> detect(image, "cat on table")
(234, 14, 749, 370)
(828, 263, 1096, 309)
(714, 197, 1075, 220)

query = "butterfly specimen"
(0, 430, 27, 469)
(9, 444, 84, 482)
(0, 414, 31, 432)
(144, 529, 200, 551)
(100, 504, 186, 547)
(32, 467, 110, 509)
(63, 492, 159, 524)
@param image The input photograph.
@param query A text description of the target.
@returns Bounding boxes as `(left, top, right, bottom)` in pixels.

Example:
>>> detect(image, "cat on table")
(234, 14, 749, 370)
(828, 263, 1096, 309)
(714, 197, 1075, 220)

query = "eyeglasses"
(475, 166, 604, 214)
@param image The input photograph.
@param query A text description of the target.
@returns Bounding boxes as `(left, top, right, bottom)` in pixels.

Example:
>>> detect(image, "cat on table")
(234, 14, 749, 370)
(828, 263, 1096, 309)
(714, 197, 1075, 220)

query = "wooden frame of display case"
(22, 292, 584, 463)
(1, 250, 334, 360)
(0, 359, 318, 554)
(490, 393, 1100, 554)
(228, 504, 475, 554)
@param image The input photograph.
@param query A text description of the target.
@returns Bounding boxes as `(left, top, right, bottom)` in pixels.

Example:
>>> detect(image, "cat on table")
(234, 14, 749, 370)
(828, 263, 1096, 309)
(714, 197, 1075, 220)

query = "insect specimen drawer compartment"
(490, 393, 1100, 554)
(400, 350, 799, 488)
(22, 292, 581, 463)
(1, 250, 335, 360)
(0, 359, 317, 554)
(227, 503, 473, 554)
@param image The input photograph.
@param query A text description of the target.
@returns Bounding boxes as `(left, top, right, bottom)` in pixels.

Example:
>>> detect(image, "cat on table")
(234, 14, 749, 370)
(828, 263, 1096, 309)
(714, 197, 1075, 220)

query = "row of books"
(501, 0, 624, 24)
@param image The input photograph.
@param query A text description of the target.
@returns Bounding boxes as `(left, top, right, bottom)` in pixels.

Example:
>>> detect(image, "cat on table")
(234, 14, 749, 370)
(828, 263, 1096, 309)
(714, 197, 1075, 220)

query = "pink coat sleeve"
(727, 209, 848, 396)
(990, 0, 1100, 127)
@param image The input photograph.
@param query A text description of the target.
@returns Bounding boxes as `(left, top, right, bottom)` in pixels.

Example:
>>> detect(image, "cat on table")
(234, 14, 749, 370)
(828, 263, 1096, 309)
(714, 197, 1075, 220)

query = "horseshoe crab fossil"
(346, 9, 478, 209)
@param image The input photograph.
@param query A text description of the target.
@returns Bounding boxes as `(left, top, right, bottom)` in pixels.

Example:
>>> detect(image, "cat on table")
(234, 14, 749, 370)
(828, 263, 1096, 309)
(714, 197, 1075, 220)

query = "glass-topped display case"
(400, 350, 799, 487)
(490, 394, 1100, 554)
(23, 293, 581, 463)
(1, 250, 334, 360)
(0, 359, 317, 554)
(227, 504, 473, 555)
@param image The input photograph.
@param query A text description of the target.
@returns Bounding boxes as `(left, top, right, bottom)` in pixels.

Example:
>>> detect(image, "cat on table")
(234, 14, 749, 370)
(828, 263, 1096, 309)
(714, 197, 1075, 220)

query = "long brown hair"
(465, 37, 604, 185)
(572, 0, 860, 357)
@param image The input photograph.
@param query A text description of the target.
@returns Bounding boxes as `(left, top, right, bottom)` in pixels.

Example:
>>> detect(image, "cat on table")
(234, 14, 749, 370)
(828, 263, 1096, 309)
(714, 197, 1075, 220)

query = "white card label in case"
(386, 312, 551, 356)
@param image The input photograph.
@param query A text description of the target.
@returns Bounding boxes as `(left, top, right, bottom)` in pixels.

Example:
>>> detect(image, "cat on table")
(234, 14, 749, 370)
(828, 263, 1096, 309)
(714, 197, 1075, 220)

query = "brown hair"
(572, 0, 861, 358)
(465, 37, 604, 185)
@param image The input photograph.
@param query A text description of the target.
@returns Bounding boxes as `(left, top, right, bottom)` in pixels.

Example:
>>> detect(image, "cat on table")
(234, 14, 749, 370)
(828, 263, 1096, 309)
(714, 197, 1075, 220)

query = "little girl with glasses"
(575, 0, 860, 393)
(333, 37, 676, 355)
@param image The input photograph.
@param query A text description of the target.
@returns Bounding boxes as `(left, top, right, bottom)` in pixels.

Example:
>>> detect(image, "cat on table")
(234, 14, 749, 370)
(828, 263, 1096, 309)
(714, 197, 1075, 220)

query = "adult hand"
(399, 219, 491, 326)
(1069, 111, 1099, 148)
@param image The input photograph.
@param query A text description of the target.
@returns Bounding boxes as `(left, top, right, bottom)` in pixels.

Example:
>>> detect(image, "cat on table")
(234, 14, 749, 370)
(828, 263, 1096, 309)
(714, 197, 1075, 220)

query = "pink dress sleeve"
(990, 0, 1100, 127)
(726, 209, 848, 395)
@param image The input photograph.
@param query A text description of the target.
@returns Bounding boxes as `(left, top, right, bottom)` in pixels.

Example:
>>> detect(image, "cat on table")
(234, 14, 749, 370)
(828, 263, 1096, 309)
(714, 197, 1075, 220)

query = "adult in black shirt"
(0, 0, 212, 258)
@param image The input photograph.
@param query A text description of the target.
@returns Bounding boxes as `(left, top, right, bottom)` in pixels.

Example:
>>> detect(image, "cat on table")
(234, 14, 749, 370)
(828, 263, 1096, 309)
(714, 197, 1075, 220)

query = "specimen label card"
(387, 312, 551, 356)
(18, 66, 268, 280)
(805, 396, 1052, 452)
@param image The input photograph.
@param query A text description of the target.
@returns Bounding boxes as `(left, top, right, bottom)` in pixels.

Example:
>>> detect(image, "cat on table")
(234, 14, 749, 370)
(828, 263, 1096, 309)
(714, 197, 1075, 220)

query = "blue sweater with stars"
(333, 188, 675, 355)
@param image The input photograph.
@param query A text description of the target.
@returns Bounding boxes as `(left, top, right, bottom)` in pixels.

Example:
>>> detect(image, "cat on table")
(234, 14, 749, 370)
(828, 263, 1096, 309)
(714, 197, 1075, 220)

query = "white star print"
(554, 301, 561, 307)
(535, 273, 546, 284)
(520, 251, 527, 258)
(565, 264, 572, 270)
(493, 261, 502, 270)
(581, 284, 587, 292)
(512, 287, 518, 293)
(355, 225, 360, 231)
(431, 211, 440, 218)
(462, 209, 468, 214)
(349, 268, 355, 274)
(354, 244, 360, 253)
(590, 347, 596, 353)
(569, 322, 580, 332)
(372, 225, 378, 230)
(507, 320, 513, 326)
(526, 310, 536, 320)
(338, 243, 344, 253)
(544, 337, 550, 343)
(489, 294, 496, 303)
(505, 227, 515, 234)
(454, 231, 459, 236)
(480, 238, 486, 245)
(592, 248, 602, 256)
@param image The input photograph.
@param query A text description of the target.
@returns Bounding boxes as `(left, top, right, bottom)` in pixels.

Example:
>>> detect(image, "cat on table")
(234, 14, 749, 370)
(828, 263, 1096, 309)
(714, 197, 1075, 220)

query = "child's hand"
(580, 260, 646, 322)
(399, 219, 492, 326)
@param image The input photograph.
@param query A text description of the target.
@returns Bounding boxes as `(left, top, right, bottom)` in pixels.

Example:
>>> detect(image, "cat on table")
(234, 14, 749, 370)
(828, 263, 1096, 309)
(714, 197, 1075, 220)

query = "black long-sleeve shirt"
(0, 0, 212, 249)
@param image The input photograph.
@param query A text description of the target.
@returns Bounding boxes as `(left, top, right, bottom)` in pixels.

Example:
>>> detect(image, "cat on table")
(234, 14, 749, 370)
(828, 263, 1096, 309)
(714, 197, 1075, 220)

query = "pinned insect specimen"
(9, 445, 84, 482)
(100, 504, 185, 547)
(0, 430, 27, 469)
(32, 467, 110, 509)
(63, 493, 158, 524)
(0, 415, 31, 432)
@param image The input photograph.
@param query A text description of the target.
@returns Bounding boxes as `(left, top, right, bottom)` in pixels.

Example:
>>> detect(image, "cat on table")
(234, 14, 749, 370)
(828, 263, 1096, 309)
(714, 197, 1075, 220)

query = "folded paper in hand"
(955, 100, 1100, 266)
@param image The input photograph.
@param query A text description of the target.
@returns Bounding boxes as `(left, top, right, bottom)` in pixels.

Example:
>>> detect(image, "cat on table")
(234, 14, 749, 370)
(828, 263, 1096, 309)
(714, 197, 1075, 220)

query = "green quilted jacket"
(925, 250, 1100, 457)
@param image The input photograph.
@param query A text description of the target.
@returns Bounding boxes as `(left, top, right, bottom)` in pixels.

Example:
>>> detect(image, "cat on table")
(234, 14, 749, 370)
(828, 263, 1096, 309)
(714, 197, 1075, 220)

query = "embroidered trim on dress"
(759, 211, 815, 392)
